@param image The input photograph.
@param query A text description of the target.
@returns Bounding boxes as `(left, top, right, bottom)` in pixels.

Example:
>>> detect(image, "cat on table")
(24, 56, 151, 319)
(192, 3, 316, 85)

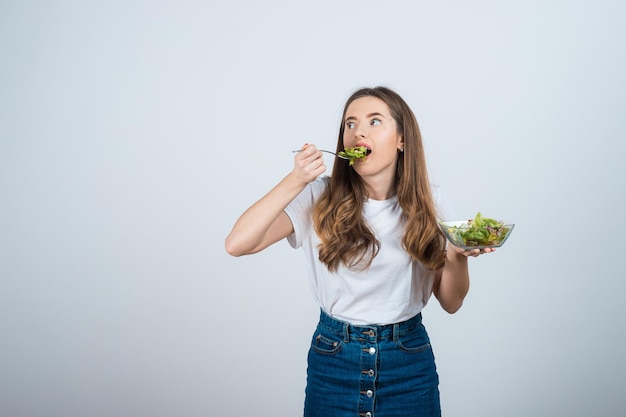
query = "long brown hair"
(313, 86, 446, 272)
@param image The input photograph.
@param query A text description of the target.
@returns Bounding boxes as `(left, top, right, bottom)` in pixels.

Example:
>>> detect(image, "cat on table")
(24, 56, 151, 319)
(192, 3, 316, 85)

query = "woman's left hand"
(449, 246, 496, 258)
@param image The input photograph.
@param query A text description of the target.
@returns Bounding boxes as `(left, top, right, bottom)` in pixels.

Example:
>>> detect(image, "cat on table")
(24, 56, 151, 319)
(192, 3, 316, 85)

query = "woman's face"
(342, 96, 403, 179)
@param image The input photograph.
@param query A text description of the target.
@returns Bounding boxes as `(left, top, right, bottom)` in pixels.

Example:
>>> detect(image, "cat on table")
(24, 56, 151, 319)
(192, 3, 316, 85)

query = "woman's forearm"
(435, 250, 470, 314)
(225, 172, 306, 256)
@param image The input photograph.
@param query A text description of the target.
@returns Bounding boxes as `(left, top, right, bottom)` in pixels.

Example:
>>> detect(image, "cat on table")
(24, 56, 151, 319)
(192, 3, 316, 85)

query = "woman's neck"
(361, 175, 396, 201)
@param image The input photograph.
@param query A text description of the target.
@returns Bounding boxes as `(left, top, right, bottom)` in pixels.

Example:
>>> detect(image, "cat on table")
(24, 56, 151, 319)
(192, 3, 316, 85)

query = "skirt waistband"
(317, 309, 423, 342)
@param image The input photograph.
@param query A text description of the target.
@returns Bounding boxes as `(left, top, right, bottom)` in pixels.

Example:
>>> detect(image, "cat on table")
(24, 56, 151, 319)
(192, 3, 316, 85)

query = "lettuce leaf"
(338, 146, 369, 166)
(454, 212, 510, 246)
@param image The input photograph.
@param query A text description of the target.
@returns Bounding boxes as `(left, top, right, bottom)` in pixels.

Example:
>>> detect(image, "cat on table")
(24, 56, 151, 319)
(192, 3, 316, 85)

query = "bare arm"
(433, 246, 495, 314)
(225, 144, 326, 257)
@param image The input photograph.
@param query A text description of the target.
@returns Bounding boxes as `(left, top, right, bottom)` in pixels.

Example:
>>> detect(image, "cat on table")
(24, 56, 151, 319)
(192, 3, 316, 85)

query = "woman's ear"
(398, 137, 404, 152)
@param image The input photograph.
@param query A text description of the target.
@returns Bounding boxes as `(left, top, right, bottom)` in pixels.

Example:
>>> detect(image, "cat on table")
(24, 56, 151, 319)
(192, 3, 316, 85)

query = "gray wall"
(1, 1, 625, 416)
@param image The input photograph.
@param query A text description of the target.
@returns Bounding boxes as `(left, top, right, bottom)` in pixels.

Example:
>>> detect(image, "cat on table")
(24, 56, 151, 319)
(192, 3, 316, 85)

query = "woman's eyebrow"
(345, 112, 386, 121)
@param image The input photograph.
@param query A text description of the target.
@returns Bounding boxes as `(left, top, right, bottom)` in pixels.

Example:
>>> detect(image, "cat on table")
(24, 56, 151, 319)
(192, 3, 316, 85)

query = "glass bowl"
(439, 220, 515, 250)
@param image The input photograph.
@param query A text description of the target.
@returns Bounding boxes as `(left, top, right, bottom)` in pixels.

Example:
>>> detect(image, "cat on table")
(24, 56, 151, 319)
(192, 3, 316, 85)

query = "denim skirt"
(304, 310, 441, 417)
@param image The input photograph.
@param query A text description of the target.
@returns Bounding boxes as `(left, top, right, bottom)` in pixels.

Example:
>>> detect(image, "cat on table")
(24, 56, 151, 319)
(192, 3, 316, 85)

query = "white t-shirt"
(284, 176, 453, 325)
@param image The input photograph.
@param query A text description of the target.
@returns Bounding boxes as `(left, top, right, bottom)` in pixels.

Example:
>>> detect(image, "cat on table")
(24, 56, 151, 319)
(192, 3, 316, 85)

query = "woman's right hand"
(292, 143, 327, 184)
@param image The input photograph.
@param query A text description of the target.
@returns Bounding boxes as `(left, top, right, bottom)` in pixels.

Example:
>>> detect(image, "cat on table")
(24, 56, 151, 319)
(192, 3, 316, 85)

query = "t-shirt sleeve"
(284, 176, 328, 249)
(284, 200, 304, 249)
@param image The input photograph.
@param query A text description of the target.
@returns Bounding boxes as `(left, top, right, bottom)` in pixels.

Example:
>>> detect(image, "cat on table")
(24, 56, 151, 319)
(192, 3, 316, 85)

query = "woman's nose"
(354, 124, 367, 138)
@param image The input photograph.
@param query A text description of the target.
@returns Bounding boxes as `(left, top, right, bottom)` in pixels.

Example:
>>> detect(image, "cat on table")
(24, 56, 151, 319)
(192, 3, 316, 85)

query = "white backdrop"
(1, 1, 625, 416)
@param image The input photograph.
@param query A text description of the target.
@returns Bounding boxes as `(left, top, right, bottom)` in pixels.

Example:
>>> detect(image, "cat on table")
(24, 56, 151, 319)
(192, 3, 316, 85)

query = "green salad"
(338, 146, 369, 166)
(443, 212, 511, 247)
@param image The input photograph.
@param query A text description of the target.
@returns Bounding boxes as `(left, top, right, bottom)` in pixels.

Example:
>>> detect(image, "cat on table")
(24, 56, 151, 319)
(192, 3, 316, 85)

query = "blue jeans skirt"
(304, 309, 441, 417)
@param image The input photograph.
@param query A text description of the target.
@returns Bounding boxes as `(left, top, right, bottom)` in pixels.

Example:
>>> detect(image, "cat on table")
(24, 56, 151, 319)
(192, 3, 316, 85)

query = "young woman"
(225, 86, 493, 417)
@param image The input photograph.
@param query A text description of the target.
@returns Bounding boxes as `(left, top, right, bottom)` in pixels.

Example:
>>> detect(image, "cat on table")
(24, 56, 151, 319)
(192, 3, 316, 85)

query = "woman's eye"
(346, 121, 355, 129)
(371, 118, 381, 126)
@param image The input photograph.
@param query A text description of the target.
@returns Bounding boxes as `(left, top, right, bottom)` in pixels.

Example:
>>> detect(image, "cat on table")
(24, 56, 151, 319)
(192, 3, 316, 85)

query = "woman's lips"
(355, 142, 372, 155)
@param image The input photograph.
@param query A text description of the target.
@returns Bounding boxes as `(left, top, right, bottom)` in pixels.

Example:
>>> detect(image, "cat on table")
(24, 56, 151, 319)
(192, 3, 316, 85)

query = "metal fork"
(291, 149, 350, 160)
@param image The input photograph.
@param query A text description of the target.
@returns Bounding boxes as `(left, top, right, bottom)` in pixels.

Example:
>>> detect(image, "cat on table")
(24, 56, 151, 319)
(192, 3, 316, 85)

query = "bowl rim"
(439, 220, 515, 228)
(438, 221, 515, 249)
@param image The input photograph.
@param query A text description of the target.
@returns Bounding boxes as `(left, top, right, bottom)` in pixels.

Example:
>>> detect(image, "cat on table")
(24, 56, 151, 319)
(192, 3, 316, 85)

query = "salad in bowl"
(439, 212, 514, 250)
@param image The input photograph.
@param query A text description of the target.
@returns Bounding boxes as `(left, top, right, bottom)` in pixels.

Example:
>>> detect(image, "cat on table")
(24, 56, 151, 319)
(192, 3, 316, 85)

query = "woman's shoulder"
(309, 175, 330, 195)
(291, 175, 329, 206)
